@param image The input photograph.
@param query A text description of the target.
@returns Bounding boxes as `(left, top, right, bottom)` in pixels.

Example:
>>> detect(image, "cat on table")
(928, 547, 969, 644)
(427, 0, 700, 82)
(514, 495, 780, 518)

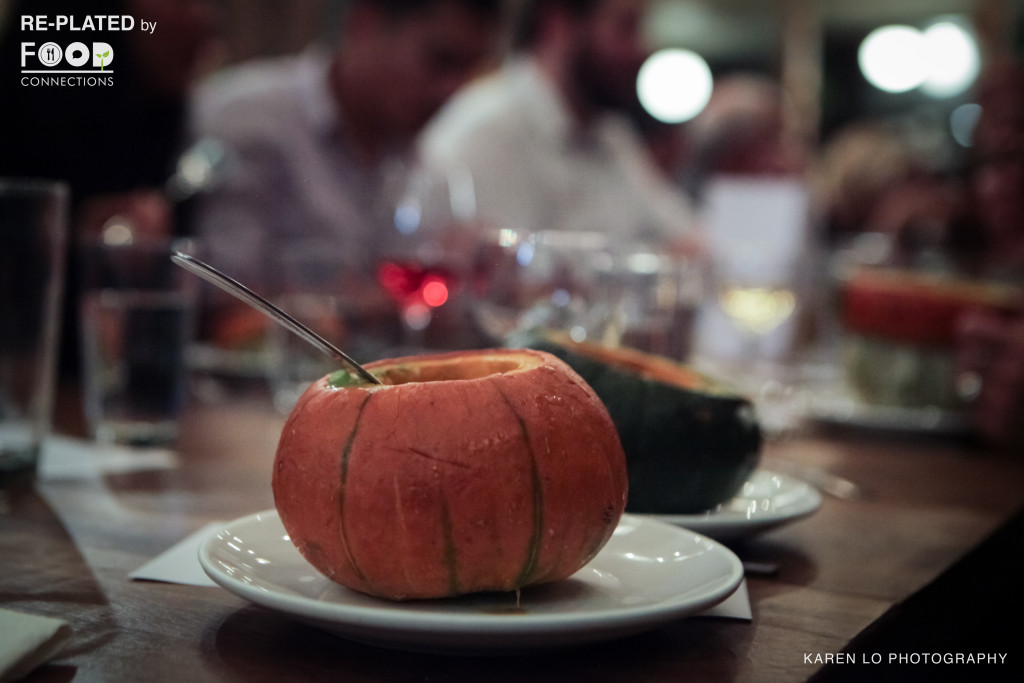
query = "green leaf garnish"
(327, 369, 373, 388)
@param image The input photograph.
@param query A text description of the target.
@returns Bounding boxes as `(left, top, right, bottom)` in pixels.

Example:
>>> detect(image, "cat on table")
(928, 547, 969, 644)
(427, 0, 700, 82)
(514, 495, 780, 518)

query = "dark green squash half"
(509, 331, 762, 513)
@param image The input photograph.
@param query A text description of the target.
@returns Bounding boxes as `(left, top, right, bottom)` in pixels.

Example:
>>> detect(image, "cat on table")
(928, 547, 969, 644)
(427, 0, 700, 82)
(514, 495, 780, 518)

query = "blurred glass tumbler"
(79, 235, 199, 446)
(471, 229, 615, 342)
(0, 179, 68, 478)
(601, 246, 701, 361)
(472, 229, 699, 359)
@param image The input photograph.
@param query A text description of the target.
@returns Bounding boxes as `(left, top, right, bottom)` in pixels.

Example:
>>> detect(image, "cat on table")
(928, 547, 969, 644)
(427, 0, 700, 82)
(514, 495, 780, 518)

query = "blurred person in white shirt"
(189, 0, 503, 347)
(419, 0, 696, 249)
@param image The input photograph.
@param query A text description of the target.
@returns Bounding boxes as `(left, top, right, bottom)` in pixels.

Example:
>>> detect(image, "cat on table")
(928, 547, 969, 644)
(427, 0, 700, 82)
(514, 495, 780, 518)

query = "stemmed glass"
(374, 164, 479, 352)
(714, 250, 799, 347)
(698, 177, 808, 369)
(709, 246, 807, 437)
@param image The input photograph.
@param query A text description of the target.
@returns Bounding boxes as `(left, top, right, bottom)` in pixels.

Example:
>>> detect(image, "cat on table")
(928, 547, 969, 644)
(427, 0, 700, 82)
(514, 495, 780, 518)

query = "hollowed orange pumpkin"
(273, 348, 628, 601)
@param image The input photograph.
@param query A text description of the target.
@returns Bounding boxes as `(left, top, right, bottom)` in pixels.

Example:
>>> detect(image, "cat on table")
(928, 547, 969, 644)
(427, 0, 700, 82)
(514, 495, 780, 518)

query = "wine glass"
(716, 259, 798, 339)
(374, 164, 479, 352)
(695, 177, 813, 435)
(707, 247, 808, 437)
(711, 243, 800, 356)
(695, 177, 809, 366)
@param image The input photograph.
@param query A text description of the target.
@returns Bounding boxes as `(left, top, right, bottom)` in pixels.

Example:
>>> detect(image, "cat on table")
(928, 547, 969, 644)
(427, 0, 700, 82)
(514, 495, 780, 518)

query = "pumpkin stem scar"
(338, 392, 373, 583)
(492, 383, 544, 587)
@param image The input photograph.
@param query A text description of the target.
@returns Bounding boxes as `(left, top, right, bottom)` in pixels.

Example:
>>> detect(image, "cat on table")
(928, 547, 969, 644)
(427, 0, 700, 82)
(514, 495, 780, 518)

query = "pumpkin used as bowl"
(273, 348, 628, 601)
(510, 331, 761, 514)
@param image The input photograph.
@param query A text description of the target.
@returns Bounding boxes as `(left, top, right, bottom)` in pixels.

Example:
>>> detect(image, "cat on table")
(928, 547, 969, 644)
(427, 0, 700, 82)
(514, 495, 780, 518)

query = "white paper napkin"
(0, 608, 71, 683)
(702, 578, 752, 620)
(39, 435, 178, 481)
(129, 522, 223, 587)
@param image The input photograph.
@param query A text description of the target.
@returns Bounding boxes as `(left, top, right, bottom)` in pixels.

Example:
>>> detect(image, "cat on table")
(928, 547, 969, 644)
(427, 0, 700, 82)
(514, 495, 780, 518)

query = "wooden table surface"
(3, 381, 1024, 682)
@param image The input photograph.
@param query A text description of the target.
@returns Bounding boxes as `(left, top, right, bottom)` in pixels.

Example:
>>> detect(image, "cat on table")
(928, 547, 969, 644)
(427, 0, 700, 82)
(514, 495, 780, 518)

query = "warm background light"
(637, 48, 714, 123)
(858, 20, 979, 98)
(920, 20, 980, 97)
(858, 25, 929, 94)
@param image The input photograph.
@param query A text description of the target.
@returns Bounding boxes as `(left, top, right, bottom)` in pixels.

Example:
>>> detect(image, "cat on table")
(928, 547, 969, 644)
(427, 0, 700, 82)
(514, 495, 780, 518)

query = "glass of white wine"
(713, 250, 801, 362)
(718, 282, 797, 337)
(712, 255, 806, 438)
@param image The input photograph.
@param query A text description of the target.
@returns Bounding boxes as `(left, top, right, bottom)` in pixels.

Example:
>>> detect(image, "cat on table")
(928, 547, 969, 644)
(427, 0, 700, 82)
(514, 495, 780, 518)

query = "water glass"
(599, 245, 702, 360)
(79, 234, 199, 446)
(471, 230, 700, 359)
(471, 229, 612, 343)
(0, 179, 68, 479)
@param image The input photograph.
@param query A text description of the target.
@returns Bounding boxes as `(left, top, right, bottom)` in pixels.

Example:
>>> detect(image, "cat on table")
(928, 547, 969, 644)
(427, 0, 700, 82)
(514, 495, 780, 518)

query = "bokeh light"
(858, 25, 929, 93)
(921, 21, 980, 97)
(858, 20, 980, 98)
(637, 48, 713, 124)
(421, 279, 449, 307)
(950, 102, 982, 147)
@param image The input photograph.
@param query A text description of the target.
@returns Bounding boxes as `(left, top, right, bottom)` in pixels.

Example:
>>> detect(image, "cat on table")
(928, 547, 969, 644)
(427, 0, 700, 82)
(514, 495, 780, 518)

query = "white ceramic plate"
(654, 469, 821, 542)
(199, 510, 743, 654)
(807, 393, 971, 436)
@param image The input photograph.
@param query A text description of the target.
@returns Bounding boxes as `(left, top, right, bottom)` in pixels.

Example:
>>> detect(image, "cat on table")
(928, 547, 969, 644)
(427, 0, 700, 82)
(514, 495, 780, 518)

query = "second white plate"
(808, 395, 971, 436)
(654, 469, 822, 542)
(199, 510, 743, 655)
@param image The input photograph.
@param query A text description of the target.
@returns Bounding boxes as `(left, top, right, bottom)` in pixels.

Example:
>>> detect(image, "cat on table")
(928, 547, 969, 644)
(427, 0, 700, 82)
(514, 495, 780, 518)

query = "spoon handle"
(171, 252, 381, 385)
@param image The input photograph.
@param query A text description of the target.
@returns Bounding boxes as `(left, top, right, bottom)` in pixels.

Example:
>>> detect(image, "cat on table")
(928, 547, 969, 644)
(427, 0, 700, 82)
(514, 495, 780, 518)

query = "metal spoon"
(171, 251, 382, 385)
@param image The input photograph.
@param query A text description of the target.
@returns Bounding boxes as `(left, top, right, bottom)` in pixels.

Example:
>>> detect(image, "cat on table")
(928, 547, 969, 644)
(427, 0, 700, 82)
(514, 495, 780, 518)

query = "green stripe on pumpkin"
(338, 392, 373, 584)
(438, 493, 461, 596)
(492, 383, 544, 588)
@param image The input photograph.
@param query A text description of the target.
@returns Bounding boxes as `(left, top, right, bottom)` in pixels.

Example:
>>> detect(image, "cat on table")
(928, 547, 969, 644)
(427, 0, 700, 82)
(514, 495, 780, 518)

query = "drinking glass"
(472, 230, 701, 358)
(694, 176, 810, 366)
(714, 250, 799, 347)
(1, 179, 67, 479)
(78, 232, 199, 446)
(600, 245, 703, 360)
(374, 165, 479, 351)
(470, 228, 613, 344)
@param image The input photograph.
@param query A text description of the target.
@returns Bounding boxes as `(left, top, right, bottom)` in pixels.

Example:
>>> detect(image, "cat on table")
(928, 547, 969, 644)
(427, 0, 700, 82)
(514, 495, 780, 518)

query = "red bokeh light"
(422, 279, 449, 307)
